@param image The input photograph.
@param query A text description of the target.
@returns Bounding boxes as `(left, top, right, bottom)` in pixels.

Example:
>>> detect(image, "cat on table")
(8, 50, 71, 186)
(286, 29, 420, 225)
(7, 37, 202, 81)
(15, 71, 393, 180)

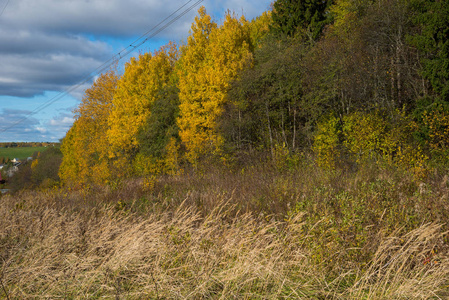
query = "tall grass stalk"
(0, 160, 448, 298)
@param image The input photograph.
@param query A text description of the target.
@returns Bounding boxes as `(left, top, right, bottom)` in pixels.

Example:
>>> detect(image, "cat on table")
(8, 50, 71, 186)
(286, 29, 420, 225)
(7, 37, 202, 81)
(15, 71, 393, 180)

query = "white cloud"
(0, 0, 197, 98)
(44, 112, 75, 141)
(2, 0, 197, 39)
(0, 0, 271, 98)
(36, 127, 47, 133)
(0, 108, 75, 142)
(0, 109, 45, 142)
(49, 117, 74, 126)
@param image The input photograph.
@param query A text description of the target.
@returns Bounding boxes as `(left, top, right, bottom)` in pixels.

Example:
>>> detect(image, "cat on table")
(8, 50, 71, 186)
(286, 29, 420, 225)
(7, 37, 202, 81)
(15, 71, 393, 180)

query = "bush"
(313, 110, 430, 180)
(312, 114, 340, 169)
(8, 147, 62, 191)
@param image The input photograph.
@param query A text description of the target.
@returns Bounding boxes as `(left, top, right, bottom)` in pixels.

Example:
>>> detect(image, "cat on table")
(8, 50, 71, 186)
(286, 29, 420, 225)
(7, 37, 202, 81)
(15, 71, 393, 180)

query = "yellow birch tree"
(59, 70, 118, 185)
(107, 45, 177, 160)
(59, 122, 83, 185)
(177, 7, 253, 164)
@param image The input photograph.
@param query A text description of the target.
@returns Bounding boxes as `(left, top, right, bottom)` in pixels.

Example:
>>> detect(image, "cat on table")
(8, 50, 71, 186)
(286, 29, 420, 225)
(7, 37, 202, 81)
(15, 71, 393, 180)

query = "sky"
(0, 0, 272, 142)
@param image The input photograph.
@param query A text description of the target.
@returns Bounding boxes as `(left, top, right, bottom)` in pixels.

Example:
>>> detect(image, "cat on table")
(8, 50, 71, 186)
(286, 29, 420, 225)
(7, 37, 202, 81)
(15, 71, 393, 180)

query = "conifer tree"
(270, 0, 332, 40)
(410, 0, 449, 102)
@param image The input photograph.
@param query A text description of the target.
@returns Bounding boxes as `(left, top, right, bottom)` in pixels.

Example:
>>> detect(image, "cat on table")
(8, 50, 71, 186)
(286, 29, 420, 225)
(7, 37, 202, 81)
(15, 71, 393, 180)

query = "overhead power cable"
(0, 0, 203, 134)
(0, 0, 10, 18)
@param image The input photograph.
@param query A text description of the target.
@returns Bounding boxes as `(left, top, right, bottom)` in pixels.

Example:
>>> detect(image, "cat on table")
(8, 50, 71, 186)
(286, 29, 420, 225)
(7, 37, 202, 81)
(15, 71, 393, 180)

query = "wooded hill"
(59, 0, 449, 185)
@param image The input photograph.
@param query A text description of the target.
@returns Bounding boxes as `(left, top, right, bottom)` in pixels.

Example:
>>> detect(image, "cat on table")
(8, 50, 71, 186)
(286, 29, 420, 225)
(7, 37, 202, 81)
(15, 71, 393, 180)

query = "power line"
(1, 0, 203, 133)
(0, 0, 10, 18)
(0, 0, 203, 133)
(87, 0, 199, 85)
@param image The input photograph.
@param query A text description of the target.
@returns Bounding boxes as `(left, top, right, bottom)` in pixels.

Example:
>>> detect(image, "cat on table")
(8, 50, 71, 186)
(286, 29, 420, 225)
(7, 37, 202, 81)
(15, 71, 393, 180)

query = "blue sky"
(0, 0, 272, 142)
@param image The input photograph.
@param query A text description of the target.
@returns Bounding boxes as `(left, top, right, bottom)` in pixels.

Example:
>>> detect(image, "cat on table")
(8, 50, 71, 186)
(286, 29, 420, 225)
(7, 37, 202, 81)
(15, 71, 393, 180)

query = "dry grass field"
(1, 159, 448, 299)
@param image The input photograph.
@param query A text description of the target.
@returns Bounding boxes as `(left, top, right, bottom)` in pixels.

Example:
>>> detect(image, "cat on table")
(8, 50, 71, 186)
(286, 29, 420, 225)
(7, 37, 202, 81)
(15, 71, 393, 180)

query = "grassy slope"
(0, 158, 448, 299)
(0, 147, 48, 160)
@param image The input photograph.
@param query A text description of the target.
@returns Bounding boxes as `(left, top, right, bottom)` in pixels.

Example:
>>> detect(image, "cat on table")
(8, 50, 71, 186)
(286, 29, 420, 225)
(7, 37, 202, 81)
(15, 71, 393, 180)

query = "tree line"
(59, 0, 449, 185)
(0, 142, 57, 148)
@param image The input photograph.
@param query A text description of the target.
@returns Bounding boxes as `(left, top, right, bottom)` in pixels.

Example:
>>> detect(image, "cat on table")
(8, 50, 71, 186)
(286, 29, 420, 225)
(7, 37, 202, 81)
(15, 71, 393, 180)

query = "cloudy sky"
(0, 0, 272, 142)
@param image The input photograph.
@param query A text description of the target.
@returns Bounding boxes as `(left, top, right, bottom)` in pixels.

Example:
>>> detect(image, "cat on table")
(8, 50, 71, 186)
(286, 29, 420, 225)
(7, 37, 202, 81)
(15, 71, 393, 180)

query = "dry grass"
(0, 161, 448, 299)
(0, 194, 314, 298)
(350, 223, 449, 299)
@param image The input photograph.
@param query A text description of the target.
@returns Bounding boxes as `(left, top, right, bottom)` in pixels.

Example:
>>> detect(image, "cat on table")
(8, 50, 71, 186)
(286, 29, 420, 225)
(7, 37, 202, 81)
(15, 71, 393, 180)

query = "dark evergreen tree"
(138, 85, 180, 159)
(410, 0, 449, 102)
(270, 0, 332, 40)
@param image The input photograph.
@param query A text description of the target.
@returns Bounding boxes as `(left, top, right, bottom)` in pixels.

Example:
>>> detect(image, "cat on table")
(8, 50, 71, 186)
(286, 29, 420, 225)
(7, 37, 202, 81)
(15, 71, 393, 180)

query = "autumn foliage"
(59, 2, 449, 184)
(7, 3, 449, 297)
(59, 70, 117, 185)
(177, 8, 253, 163)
